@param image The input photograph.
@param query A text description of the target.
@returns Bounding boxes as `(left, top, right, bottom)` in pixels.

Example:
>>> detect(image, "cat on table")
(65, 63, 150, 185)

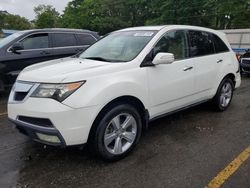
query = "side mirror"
(152, 53, 175, 65)
(10, 42, 24, 53)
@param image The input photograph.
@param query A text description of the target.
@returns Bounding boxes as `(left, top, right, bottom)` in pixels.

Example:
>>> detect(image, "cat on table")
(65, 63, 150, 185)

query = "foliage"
(34, 5, 61, 28)
(203, 0, 250, 29)
(60, 0, 250, 34)
(0, 11, 31, 30)
(1, 0, 250, 34)
(61, 0, 163, 34)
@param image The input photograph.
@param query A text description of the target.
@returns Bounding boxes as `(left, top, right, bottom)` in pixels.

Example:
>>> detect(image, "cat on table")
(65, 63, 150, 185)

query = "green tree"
(146, 0, 250, 29)
(81, 0, 129, 34)
(146, 0, 211, 26)
(60, 0, 85, 28)
(0, 11, 31, 30)
(61, 0, 127, 33)
(34, 5, 61, 28)
(60, 0, 250, 34)
(61, 0, 161, 34)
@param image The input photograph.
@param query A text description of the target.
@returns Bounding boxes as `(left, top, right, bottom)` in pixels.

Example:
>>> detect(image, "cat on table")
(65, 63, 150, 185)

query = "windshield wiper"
(84, 57, 110, 62)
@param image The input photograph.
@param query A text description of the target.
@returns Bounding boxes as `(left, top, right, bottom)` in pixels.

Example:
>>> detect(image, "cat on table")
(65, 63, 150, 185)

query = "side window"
(21, 33, 49, 50)
(212, 34, 229, 53)
(153, 30, 188, 60)
(76, 34, 96, 46)
(188, 30, 215, 57)
(53, 33, 77, 47)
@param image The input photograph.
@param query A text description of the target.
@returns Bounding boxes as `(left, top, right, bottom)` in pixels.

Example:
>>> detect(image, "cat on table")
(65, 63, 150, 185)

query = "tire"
(92, 104, 142, 161)
(212, 78, 234, 111)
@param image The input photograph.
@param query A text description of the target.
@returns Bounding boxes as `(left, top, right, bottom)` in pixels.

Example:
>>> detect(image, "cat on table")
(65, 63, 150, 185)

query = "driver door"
(147, 30, 196, 118)
(3, 33, 54, 85)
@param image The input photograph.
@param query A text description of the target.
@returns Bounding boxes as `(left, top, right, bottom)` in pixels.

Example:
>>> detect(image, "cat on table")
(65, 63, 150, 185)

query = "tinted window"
(21, 33, 49, 50)
(189, 31, 215, 57)
(53, 33, 77, 47)
(153, 30, 188, 59)
(77, 34, 96, 45)
(212, 34, 229, 53)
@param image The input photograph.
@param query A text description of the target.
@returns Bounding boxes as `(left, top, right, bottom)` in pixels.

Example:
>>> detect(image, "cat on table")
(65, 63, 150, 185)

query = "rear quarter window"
(212, 34, 229, 53)
(76, 34, 96, 46)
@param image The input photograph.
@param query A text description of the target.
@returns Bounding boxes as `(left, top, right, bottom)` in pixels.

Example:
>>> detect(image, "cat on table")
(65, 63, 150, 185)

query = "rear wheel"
(92, 104, 142, 161)
(212, 78, 234, 111)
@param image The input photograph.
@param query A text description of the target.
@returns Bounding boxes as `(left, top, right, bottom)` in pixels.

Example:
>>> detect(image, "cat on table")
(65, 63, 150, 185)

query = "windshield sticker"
(134, 32, 154, 37)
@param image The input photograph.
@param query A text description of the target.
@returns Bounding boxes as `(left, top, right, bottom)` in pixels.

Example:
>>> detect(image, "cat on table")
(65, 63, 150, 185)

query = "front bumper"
(240, 59, 250, 74)
(8, 81, 102, 146)
(8, 97, 101, 146)
(241, 67, 250, 74)
(9, 118, 66, 146)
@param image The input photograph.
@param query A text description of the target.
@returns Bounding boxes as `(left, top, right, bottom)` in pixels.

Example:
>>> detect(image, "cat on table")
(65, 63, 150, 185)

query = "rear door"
(189, 30, 231, 99)
(187, 30, 222, 98)
(51, 32, 78, 59)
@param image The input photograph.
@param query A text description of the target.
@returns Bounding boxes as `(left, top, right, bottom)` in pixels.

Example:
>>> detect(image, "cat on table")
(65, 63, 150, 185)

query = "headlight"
(30, 81, 85, 102)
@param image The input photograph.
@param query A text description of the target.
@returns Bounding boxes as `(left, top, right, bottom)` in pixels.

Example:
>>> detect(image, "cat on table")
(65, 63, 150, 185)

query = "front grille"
(242, 59, 250, 65)
(242, 67, 250, 72)
(18, 116, 54, 128)
(14, 92, 29, 101)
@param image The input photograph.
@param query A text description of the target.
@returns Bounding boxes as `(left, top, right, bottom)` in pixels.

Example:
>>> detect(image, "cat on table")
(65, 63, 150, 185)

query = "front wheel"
(92, 104, 142, 161)
(212, 78, 234, 111)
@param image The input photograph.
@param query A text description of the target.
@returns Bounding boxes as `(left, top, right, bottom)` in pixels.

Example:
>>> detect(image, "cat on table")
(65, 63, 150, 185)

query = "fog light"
(36, 133, 60, 144)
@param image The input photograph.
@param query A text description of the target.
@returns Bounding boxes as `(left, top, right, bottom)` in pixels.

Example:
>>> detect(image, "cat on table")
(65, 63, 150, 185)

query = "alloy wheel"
(220, 82, 233, 107)
(104, 113, 137, 155)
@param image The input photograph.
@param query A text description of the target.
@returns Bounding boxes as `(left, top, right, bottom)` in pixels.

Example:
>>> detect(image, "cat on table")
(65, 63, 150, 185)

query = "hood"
(18, 57, 117, 83)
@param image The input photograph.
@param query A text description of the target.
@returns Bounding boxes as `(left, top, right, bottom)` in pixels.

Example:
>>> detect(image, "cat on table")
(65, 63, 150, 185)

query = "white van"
(8, 25, 241, 161)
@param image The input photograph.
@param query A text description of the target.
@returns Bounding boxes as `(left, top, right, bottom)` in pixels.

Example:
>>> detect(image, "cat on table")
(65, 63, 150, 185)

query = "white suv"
(8, 25, 241, 161)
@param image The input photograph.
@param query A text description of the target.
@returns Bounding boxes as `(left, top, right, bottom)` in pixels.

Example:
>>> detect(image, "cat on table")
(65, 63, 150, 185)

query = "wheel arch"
(222, 73, 236, 87)
(212, 72, 235, 98)
(212, 73, 235, 111)
(87, 95, 149, 143)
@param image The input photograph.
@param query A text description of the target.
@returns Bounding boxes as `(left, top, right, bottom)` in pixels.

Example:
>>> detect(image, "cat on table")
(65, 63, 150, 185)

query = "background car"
(0, 28, 99, 91)
(239, 50, 250, 74)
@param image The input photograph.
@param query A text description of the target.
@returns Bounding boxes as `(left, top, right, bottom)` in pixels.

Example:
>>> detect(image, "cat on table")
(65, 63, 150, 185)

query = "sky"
(0, 0, 70, 20)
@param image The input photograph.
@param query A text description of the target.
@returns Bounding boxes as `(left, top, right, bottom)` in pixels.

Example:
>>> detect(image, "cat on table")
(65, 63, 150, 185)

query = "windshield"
(80, 30, 157, 62)
(0, 31, 24, 48)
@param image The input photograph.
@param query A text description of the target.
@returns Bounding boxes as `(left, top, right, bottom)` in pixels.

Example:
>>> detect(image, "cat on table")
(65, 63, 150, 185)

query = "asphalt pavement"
(0, 76, 249, 188)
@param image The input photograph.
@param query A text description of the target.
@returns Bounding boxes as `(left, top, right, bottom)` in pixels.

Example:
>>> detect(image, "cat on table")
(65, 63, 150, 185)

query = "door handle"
(183, 66, 193, 71)
(217, 59, 223, 63)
